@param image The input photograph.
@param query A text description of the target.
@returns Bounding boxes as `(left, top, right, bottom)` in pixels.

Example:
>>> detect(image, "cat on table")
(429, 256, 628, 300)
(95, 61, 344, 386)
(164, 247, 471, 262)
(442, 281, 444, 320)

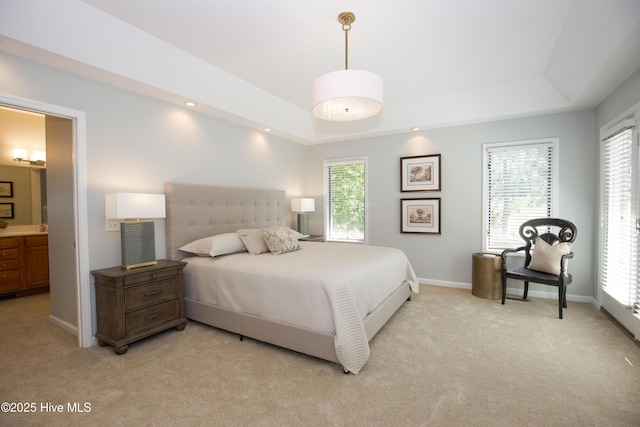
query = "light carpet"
(0, 284, 639, 426)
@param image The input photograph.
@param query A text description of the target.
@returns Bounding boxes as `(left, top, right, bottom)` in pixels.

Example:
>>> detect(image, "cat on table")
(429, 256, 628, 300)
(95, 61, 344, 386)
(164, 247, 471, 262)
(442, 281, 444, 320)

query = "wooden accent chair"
(501, 218, 577, 319)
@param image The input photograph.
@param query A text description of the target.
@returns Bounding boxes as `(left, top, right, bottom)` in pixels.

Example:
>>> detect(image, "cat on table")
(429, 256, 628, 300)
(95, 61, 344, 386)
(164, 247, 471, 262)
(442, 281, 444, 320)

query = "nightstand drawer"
(122, 266, 183, 287)
(0, 249, 19, 260)
(126, 299, 179, 335)
(124, 278, 180, 310)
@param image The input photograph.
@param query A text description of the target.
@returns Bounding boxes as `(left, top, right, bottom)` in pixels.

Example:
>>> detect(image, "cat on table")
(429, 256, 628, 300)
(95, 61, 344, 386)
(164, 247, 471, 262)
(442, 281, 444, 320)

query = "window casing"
(482, 138, 559, 252)
(323, 157, 368, 243)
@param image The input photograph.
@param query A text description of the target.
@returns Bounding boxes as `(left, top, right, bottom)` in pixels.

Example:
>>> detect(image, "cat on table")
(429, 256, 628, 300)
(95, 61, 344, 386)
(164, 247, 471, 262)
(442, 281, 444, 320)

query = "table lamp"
(291, 198, 315, 236)
(105, 192, 166, 269)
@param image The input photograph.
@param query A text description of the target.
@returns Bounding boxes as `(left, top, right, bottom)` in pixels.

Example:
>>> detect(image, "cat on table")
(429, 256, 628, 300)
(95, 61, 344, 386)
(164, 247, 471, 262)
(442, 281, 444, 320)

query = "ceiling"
(1, 0, 639, 145)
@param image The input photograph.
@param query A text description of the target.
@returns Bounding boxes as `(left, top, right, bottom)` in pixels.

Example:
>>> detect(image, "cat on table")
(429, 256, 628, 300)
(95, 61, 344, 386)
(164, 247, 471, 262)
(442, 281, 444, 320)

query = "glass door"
(599, 113, 640, 339)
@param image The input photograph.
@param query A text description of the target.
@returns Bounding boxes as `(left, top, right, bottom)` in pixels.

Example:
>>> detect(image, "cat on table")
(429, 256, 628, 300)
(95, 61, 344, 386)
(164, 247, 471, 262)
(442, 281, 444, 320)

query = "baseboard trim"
(600, 307, 640, 348)
(418, 278, 595, 305)
(49, 314, 78, 337)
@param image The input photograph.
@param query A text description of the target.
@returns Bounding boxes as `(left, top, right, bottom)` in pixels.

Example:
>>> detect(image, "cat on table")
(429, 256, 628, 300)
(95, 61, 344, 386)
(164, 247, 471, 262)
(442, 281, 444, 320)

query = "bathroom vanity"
(0, 232, 49, 297)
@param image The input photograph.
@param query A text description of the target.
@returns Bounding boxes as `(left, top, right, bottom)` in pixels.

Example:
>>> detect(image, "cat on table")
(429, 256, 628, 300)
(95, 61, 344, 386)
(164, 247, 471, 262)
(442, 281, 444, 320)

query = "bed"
(165, 182, 418, 374)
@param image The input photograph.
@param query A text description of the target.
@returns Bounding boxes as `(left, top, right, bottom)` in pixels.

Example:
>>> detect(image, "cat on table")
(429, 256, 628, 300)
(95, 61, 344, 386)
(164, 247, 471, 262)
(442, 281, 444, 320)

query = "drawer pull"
(1, 253, 5, 257)
(1, 264, 5, 268)
(151, 274, 157, 279)
(2, 274, 5, 279)
(145, 312, 163, 320)
(144, 290, 162, 297)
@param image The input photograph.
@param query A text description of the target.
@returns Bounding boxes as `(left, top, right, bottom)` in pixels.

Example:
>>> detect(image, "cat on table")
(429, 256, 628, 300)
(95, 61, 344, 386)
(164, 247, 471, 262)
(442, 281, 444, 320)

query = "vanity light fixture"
(13, 148, 46, 166)
(311, 12, 383, 121)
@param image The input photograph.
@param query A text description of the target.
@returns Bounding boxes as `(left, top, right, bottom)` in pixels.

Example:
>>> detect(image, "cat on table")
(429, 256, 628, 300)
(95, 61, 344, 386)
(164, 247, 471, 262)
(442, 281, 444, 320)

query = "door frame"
(0, 92, 91, 348)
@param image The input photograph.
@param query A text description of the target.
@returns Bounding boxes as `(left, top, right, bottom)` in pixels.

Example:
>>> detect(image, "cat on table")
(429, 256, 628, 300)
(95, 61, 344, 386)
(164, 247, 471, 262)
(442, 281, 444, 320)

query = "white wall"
(307, 110, 598, 299)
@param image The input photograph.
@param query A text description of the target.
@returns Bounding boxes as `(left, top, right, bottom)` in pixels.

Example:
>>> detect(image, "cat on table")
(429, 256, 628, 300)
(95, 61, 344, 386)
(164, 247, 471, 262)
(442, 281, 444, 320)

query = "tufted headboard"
(165, 182, 287, 261)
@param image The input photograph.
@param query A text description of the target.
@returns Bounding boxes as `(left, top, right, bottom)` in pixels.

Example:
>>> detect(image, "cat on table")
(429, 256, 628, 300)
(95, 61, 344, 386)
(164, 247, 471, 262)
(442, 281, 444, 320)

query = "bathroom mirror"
(0, 165, 47, 225)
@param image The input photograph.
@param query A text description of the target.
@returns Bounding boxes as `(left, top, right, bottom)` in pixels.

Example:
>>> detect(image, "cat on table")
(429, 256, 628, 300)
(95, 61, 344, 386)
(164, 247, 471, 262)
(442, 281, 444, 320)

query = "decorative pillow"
(179, 233, 247, 257)
(237, 227, 275, 255)
(528, 238, 571, 276)
(286, 227, 307, 239)
(261, 227, 301, 255)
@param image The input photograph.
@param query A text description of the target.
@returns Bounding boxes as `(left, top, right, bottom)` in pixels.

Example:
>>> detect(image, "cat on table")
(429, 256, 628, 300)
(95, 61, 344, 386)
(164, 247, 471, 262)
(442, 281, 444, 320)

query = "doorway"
(0, 93, 91, 348)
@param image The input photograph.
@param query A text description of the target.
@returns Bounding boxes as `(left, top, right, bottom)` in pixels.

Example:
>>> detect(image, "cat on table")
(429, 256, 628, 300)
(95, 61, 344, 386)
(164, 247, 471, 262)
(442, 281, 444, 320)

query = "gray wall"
(0, 52, 308, 332)
(596, 67, 640, 129)
(0, 52, 308, 272)
(306, 110, 598, 300)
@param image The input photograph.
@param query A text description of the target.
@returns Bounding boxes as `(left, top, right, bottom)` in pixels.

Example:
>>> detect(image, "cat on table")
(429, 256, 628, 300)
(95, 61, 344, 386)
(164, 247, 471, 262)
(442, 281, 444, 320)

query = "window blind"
(325, 159, 366, 242)
(601, 128, 638, 307)
(486, 141, 555, 250)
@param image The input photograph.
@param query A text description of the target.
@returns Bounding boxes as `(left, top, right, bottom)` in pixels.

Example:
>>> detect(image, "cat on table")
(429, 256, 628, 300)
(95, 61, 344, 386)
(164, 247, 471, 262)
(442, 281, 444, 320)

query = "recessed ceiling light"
(263, 128, 272, 132)
(411, 127, 420, 131)
(184, 102, 196, 107)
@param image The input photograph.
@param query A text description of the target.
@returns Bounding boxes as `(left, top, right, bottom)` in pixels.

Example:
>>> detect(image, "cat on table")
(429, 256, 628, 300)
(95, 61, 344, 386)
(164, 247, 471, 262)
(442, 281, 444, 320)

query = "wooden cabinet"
(0, 234, 49, 297)
(92, 260, 187, 355)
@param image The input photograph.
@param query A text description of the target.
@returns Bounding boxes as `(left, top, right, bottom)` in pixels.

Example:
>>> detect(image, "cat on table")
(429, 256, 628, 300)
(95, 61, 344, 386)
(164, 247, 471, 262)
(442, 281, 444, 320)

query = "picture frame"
(400, 154, 441, 192)
(0, 203, 14, 219)
(401, 198, 441, 234)
(0, 181, 13, 198)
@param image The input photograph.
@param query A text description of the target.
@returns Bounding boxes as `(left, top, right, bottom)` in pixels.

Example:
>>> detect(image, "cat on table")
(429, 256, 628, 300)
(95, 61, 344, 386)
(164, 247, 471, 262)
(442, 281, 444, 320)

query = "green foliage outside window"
(328, 162, 365, 240)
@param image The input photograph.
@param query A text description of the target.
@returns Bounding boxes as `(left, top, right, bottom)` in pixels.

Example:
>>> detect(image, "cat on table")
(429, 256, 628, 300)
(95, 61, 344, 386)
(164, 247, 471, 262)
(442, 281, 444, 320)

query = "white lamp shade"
(311, 69, 383, 121)
(13, 148, 27, 159)
(291, 198, 315, 213)
(32, 151, 46, 162)
(105, 193, 166, 219)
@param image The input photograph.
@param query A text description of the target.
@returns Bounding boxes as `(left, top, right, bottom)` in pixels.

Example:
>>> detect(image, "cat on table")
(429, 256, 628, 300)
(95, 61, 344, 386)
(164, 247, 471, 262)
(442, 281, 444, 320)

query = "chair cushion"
(528, 238, 571, 276)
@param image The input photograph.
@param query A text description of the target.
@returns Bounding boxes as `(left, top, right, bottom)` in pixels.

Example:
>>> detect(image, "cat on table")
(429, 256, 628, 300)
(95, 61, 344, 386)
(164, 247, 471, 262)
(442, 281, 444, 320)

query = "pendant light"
(311, 12, 383, 121)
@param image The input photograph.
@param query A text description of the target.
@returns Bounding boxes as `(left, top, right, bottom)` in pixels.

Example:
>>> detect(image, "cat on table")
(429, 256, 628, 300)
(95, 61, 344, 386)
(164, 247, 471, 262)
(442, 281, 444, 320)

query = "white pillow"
(528, 238, 571, 276)
(237, 227, 274, 255)
(179, 233, 247, 257)
(286, 227, 307, 239)
(261, 227, 301, 255)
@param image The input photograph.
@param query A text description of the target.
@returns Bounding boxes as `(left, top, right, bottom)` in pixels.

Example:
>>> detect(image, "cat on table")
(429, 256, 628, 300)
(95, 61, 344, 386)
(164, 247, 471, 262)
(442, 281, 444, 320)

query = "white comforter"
(182, 241, 418, 374)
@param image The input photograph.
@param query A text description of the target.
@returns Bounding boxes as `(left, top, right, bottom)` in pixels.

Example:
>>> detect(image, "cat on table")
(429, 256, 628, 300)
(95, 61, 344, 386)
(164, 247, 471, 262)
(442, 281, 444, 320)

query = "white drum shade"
(311, 69, 383, 121)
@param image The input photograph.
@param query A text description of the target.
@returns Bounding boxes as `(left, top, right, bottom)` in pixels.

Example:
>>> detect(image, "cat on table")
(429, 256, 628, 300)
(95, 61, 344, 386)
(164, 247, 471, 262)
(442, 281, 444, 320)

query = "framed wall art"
(401, 198, 440, 234)
(400, 154, 441, 192)
(0, 181, 13, 197)
(0, 203, 14, 218)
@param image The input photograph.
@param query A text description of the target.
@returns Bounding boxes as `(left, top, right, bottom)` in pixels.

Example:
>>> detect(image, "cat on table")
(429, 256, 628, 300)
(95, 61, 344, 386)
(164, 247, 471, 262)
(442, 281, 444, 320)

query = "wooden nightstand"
(92, 260, 187, 354)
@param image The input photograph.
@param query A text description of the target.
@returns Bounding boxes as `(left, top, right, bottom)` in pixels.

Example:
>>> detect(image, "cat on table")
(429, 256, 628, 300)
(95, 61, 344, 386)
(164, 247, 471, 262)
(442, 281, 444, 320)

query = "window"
(482, 138, 558, 252)
(600, 122, 638, 307)
(324, 157, 367, 242)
